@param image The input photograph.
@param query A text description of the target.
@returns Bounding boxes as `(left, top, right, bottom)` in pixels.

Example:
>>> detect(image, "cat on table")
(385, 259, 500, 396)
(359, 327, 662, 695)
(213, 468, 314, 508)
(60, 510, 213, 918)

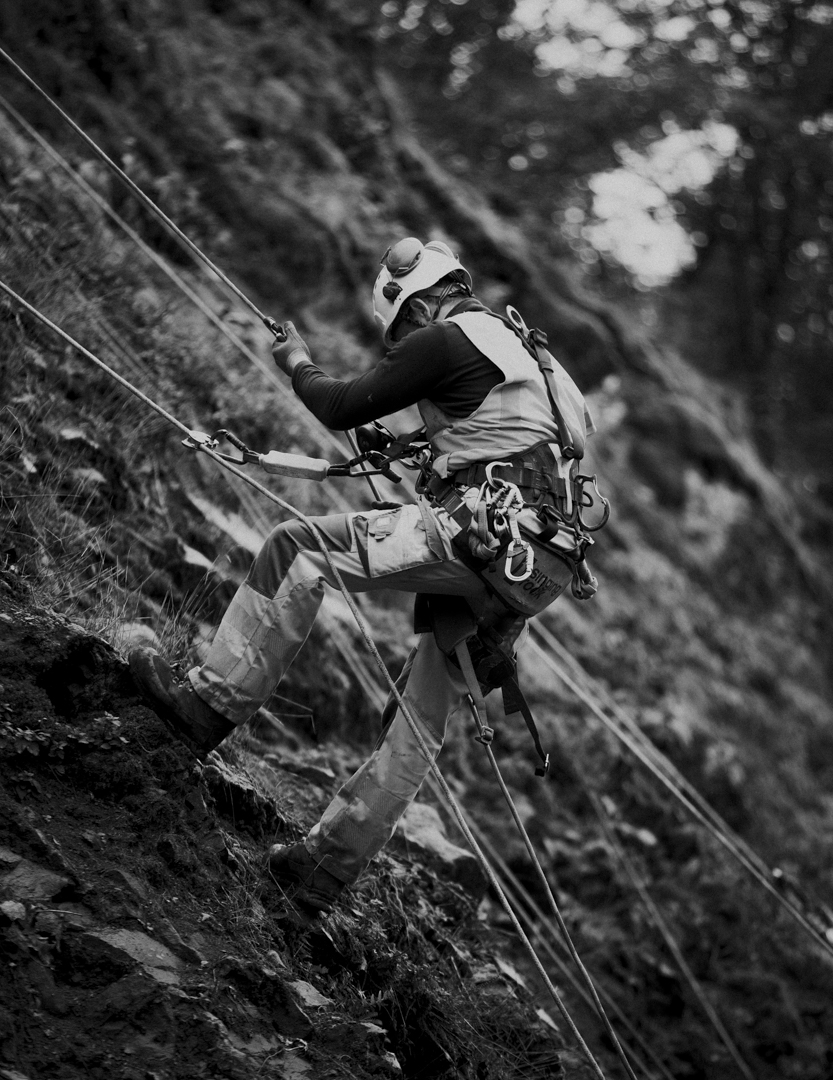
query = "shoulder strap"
(498, 308, 584, 461)
(529, 330, 580, 460)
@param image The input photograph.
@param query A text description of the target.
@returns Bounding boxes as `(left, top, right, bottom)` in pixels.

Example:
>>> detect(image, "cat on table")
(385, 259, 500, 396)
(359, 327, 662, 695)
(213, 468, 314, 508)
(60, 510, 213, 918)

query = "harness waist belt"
(447, 444, 578, 509)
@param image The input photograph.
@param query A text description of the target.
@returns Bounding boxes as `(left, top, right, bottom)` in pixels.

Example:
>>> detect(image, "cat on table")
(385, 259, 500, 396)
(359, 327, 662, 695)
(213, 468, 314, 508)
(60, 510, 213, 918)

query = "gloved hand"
(271, 321, 312, 377)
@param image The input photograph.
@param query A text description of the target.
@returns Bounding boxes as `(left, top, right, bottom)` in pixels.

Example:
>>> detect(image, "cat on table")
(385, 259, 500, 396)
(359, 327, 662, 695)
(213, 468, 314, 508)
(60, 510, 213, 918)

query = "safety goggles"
(380, 237, 457, 277)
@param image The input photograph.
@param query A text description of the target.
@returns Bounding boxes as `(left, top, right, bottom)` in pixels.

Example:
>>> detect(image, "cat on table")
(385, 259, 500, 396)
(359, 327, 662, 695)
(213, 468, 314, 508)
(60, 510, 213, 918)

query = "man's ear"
(408, 297, 433, 326)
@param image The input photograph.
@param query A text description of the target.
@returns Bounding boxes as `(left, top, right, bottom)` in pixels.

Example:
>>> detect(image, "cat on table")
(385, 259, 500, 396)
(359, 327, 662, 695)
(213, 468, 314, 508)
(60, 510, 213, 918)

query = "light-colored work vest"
(418, 311, 588, 479)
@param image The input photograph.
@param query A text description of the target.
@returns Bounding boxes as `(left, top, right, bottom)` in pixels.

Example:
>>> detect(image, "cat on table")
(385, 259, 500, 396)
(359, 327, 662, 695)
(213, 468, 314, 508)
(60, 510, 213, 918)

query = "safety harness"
(414, 306, 611, 777)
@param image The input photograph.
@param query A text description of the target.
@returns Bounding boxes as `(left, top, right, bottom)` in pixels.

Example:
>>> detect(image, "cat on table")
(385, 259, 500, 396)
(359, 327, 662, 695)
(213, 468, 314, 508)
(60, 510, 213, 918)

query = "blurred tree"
(369, 0, 833, 495)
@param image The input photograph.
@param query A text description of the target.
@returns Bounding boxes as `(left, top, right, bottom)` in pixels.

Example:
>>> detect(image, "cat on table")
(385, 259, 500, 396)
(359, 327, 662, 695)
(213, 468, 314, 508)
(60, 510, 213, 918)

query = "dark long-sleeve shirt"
(291, 300, 503, 430)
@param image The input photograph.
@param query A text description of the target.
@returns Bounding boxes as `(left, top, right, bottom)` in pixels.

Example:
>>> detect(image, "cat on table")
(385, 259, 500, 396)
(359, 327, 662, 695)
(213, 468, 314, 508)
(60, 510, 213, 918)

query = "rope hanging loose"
(586, 790, 755, 1080)
(0, 277, 610, 1080)
(463, 811, 678, 1080)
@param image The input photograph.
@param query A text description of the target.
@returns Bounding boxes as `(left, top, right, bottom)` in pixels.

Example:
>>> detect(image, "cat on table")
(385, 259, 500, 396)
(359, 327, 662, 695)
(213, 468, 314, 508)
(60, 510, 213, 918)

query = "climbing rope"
(0, 47, 268, 326)
(340, 619, 753, 1078)
(325, 627, 665, 1076)
(325, 613, 672, 1077)
(585, 789, 755, 1080)
(0, 276, 612, 1080)
(457, 648, 640, 1080)
(463, 812, 678, 1080)
(526, 627, 833, 963)
(0, 89, 350, 463)
(535, 623, 776, 878)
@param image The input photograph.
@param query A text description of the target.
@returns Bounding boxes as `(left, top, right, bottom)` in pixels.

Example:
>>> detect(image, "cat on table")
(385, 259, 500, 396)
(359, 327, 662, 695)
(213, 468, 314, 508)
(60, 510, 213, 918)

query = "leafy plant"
(0, 712, 128, 766)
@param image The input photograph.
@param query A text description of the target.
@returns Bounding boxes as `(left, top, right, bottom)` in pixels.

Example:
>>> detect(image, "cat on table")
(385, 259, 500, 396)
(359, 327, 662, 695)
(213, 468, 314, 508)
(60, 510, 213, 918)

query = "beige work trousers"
(190, 502, 502, 884)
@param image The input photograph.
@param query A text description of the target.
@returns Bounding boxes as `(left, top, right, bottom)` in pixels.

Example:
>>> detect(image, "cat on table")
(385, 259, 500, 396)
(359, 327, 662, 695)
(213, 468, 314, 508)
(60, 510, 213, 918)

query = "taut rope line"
(0, 46, 268, 324)
(527, 630, 833, 963)
(0, 276, 611, 1080)
(460, 667, 640, 1080)
(464, 812, 677, 1080)
(0, 89, 349, 461)
(536, 622, 776, 877)
(587, 790, 755, 1080)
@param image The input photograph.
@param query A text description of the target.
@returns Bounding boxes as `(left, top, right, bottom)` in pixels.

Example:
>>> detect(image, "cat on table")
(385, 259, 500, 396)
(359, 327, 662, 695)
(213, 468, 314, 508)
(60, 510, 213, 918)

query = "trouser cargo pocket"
(363, 505, 440, 578)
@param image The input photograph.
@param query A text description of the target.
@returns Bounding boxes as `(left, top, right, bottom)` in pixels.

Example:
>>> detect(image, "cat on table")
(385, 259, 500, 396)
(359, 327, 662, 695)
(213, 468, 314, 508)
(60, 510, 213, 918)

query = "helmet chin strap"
(409, 282, 468, 326)
(391, 279, 472, 341)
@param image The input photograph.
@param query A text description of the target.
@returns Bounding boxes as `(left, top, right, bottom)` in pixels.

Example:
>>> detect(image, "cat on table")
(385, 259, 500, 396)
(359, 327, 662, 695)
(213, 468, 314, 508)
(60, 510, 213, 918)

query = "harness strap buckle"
(554, 455, 573, 517)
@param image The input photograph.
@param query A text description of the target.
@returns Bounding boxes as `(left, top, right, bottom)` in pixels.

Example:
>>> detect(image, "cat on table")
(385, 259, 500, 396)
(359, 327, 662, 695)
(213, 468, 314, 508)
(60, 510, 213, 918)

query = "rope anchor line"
(527, 627, 833, 964)
(0, 46, 267, 327)
(0, 86, 350, 462)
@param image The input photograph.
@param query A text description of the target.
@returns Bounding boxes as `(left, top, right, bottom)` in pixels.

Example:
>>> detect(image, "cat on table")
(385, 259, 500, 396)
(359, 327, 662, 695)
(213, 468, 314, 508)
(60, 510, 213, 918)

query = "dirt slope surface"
(0, 587, 568, 1080)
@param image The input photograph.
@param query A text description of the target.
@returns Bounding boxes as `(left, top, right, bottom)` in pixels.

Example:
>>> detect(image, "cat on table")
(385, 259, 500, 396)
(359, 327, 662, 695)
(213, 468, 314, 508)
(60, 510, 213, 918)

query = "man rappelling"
(129, 236, 605, 915)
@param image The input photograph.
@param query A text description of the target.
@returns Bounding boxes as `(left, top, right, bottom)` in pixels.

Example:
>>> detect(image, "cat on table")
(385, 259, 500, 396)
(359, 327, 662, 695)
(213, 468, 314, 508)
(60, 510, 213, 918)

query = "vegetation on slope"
(1, 2, 833, 1079)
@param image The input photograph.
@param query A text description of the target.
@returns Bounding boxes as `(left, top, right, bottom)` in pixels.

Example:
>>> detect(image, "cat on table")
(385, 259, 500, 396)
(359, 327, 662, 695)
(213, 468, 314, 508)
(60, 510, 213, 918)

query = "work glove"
(271, 321, 312, 377)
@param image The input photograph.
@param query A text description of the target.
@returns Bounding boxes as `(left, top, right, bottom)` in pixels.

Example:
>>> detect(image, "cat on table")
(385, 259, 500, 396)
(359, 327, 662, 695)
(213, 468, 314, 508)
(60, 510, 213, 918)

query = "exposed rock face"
(0, 853, 74, 904)
(393, 802, 485, 897)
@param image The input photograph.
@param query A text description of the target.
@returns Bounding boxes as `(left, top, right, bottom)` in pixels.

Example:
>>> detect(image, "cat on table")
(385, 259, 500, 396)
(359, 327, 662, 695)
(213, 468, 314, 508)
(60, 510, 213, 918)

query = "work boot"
(267, 842, 345, 915)
(129, 647, 235, 758)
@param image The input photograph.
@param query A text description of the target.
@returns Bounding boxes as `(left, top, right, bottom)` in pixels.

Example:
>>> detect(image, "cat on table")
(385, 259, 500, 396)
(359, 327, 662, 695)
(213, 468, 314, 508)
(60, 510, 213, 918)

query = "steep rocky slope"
(1, 3, 833, 1079)
(0, 593, 572, 1079)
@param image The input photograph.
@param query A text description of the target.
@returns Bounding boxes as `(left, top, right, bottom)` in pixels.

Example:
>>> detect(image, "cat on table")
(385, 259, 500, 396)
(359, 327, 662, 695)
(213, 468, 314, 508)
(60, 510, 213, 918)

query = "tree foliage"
(369, 0, 833, 494)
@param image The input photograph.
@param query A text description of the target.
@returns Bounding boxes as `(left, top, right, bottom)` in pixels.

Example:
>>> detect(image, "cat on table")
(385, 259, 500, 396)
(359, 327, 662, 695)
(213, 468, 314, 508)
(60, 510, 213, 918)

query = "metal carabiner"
(575, 474, 611, 532)
(181, 428, 258, 467)
(485, 461, 511, 489)
(504, 536, 534, 582)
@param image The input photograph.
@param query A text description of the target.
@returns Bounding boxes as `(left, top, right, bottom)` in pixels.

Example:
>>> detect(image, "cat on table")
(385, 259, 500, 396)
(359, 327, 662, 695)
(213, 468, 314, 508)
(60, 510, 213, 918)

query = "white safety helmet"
(372, 237, 472, 345)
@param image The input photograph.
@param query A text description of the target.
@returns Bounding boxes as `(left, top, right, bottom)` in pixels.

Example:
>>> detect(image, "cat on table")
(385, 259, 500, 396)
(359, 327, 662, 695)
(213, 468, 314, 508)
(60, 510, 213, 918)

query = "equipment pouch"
(480, 533, 575, 617)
